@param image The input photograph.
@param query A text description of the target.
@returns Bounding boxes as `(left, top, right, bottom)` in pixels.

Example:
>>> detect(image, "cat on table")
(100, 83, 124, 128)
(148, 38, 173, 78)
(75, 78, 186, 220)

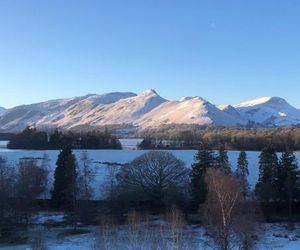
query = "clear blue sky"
(0, 0, 300, 108)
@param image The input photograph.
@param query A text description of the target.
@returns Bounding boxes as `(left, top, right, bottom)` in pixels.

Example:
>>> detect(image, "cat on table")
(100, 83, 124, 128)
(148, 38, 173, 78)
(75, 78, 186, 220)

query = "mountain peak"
(140, 89, 159, 96)
(235, 96, 288, 107)
(235, 96, 300, 126)
(179, 96, 206, 102)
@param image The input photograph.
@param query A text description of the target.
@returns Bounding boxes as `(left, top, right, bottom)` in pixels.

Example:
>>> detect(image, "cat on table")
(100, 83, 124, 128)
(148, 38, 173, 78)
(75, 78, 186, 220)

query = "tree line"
(7, 126, 122, 149)
(139, 127, 300, 151)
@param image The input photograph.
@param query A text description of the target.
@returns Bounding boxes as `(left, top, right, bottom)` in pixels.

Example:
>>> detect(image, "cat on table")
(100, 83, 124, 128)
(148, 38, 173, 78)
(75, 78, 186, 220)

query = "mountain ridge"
(0, 90, 300, 132)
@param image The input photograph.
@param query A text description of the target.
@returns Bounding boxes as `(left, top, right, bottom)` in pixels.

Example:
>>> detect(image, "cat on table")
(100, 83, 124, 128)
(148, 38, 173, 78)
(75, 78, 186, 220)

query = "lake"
(0, 140, 8, 148)
(1, 140, 300, 199)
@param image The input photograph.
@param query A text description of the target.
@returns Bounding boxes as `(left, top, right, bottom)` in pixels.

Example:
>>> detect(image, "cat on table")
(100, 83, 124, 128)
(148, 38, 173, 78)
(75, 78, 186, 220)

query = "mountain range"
(0, 89, 300, 132)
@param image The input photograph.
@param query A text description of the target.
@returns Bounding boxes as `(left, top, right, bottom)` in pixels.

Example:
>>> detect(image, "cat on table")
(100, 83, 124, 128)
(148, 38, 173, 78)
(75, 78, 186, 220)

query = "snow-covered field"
(1, 215, 300, 250)
(1, 148, 300, 199)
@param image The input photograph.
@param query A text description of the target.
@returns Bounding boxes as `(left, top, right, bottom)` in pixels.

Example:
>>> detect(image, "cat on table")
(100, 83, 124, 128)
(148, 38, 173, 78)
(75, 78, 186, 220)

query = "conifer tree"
(216, 146, 231, 174)
(190, 143, 215, 210)
(235, 151, 249, 196)
(51, 147, 77, 210)
(255, 146, 278, 202)
(277, 151, 300, 220)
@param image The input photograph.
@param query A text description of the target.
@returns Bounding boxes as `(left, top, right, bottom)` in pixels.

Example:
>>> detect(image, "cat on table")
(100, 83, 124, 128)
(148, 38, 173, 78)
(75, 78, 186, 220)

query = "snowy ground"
(1, 212, 300, 250)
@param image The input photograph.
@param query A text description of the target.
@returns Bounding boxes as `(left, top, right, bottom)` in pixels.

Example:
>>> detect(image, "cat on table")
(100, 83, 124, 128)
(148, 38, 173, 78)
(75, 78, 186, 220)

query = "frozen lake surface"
(1, 148, 300, 199)
(0, 140, 8, 148)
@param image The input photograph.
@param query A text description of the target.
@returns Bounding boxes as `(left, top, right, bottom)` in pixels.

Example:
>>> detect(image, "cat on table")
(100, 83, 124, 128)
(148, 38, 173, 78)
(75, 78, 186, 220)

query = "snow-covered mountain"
(234, 97, 300, 126)
(0, 92, 135, 132)
(138, 97, 247, 128)
(217, 104, 246, 122)
(39, 89, 166, 129)
(0, 91, 300, 132)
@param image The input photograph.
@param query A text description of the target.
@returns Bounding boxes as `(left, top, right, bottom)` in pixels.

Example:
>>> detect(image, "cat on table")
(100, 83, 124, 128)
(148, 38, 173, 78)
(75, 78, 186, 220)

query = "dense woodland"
(139, 127, 300, 151)
(7, 127, 122, 149)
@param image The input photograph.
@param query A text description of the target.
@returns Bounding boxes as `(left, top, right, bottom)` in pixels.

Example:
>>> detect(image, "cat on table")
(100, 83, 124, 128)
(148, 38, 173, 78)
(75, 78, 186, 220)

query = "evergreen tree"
(255, 146, 278, 202)
(216, 146, 231, 174)
(235, 151, 249, 196)
(277, 151, 300, 220)
(190, 143, 215, 210)
(51, 147, 77, 210)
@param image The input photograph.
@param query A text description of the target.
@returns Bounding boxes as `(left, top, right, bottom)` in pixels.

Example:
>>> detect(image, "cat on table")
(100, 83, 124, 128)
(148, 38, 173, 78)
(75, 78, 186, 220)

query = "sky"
(0, 0, 300, 108)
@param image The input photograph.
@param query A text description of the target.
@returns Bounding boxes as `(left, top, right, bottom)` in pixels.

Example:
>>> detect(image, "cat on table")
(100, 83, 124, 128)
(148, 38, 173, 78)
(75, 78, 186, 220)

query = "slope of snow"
(217, 104, 246, 121)
(0, 97, 85, 132)
(0, 107, 6, 116)
(0, 92, 136, 131)
(235, 97, 300, 126)
(39, 89, 166, 129)
(138, 97, 247, 128)
(35, 92, 136, 129)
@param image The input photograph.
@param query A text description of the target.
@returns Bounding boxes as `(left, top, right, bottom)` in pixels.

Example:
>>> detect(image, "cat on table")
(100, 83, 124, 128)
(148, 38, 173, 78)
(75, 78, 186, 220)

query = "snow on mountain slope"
(53, 89, 167, 129)
(0, 107, 6, 116)
(35, 92, 136, 129)
(137, 96, 247, 128)
(234, 97, 300, 126)
(1, 91, 300, 132)
(0, 92, 135, 132)
(217, 104, 246, 121)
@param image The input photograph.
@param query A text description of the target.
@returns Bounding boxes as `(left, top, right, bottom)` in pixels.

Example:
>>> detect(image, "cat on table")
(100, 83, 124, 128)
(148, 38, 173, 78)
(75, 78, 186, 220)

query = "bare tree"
(13, 158, 49, 226)
(0, 156, 17, 239)
(115, 151, 190, 207)
(78, 151, 94, 200)
(40, 154, 51, 199)
(164, 206, 194, 250)
(74, 151, 97, 223)
(233, 202, 261, 250)
(94, 209, 195, 250)
(201, 168, 258, 250)
(15, 158, 48, 199)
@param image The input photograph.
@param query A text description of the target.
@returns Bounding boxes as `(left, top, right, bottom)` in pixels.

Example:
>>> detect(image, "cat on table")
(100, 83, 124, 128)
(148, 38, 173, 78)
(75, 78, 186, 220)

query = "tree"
(7, 126, 48, 149)
(215, 147, 231, 174)
(201, 168, 258, 250)
(115, 151, 189, 208)
(13, 158, 49, 226)
(15, 159, 48, 199)
(138, 136, 154, 149)
(0, 156, 17, 238)
(235, 151, 249, 196)
(255, 146, 278, 202)
(76, 152, 96, 223)
(49, 129, 63, 149)
(40, 154, 51, 199)
(190, 143, 215, 210)
(78, 151, 94, 200)
(51, 147, 77, 210)
(277, 151, 300, 222)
